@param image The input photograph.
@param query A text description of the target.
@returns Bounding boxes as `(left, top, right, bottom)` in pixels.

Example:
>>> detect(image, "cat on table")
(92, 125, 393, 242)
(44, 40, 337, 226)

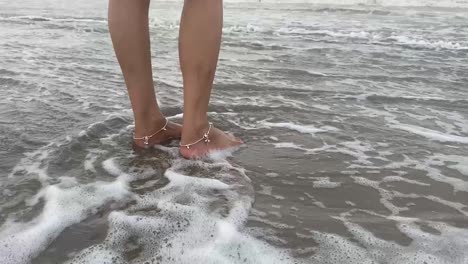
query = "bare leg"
(179, 0, 242, 159)
(108, 0, 181, 148)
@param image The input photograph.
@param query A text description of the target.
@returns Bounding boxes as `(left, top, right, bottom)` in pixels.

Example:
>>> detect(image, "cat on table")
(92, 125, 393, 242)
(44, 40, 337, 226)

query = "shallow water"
(1, 1, 468, 263)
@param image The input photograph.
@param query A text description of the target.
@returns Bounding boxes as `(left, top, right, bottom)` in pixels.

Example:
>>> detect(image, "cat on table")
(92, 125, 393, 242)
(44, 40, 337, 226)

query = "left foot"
(133, 119, 182, 148)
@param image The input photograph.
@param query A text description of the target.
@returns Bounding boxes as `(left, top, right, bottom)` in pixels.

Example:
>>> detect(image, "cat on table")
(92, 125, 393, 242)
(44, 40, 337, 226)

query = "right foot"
(179, 124, 243, 159)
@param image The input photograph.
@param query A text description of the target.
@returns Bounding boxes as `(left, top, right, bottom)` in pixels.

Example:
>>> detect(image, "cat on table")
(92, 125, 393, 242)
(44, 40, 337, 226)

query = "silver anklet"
(180, 122, 213, 149)
(133, 118, 168, 145)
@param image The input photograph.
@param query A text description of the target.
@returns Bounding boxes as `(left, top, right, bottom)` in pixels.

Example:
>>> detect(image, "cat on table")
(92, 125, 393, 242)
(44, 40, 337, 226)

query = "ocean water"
(1, 0, 468, 263)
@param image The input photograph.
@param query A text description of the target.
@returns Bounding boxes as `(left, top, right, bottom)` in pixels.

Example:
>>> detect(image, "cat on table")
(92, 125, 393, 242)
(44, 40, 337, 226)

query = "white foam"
(420, 154, 468, 192)
(312, 104, 332, 111)
(273, 142, 308, 151)
(102, 158, 125, 178)
(167, 112, 184, 119)
(273, 26, 468, 51)
(1, 16, 106, 24)
(165, 169, 230, 190)
(273, 142, 334, 155)
(445, 111, 468, 134)
(381, 155, 468, 193)
(8, 147, 52, 182)
(153, 144, 181, 157)
(261, 121, 338, 135)
(83, 154, 97, 172)
(83, 149, 107, 173)
(313, 177, 342, 188)
(389, 35, 468, 50)
(207, 146, 242, 161)
(332, 140, 380, 165)
(4, 136, 291, 264)
(389, 123, 468, 144)
(382, 176, 430, 186)
(223, 24, 263, 34)
(312, 201, 327, 209)
(310, 215, 468, 264)
(304, 144, 335, 155)
(0, 175, 132, 264)
(68, 161, 297, 264)
(279, 29, 372, 39)
(266, 172, 279, 178)
(352, 176, 406, 215)
(432, 154, 468, 176)
(423, 162, 468, 192)
(249, 215, 295, 230)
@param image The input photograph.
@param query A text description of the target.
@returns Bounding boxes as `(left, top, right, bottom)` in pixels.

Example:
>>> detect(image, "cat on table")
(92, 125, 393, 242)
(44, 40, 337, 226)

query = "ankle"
(181, 117, 210, 142)
(134, 114, 166, 137)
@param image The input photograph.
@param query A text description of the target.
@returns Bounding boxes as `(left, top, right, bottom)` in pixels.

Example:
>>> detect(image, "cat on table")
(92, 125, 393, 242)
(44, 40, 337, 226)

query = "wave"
(268, 68, 328, 77)
(277, 28, 373, 39)
(224, 0, 468, 8)
(313, 7, 392, 15)
(387, 35, 468, 50)
(273, 28, 468, 51)
(223, 24, 265, 34)
(0, 14, 108, 33)
(222, 23, 468, 51)
(364, 94, 468, 108)
(223, 40, 292, 51)
(329, 93, 468, 109)
(0, 15, 106, 24)
(261, 121, 339, 135)
(389, 122, 468, 144)
(0, 114, 303, 264)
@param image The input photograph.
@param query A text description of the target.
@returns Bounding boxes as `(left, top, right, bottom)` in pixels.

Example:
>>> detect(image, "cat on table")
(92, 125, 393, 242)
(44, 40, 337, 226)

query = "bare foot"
(133, 119, 182, 148)
(179, 125, 243, 159)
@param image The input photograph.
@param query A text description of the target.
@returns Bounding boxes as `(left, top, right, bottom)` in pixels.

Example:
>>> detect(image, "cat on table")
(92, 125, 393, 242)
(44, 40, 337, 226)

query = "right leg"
(178, 0, 242, 158)
(108, 0, 181, 148)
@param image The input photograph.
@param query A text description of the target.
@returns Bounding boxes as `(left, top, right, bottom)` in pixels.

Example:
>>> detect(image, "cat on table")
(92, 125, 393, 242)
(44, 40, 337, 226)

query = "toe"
(229, 134, 243, 144)
(230, 137, 243, 146)
(225, 132, 243, 144)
